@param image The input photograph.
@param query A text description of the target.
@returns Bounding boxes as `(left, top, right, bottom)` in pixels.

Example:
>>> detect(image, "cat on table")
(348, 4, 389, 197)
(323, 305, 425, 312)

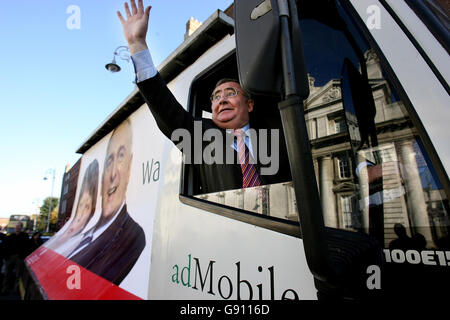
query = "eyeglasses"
(210, 87, 239, 102)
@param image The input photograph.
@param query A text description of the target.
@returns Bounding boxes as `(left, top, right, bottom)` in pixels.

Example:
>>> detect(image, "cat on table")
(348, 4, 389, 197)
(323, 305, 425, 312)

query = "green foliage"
(38, 197, 59, 232)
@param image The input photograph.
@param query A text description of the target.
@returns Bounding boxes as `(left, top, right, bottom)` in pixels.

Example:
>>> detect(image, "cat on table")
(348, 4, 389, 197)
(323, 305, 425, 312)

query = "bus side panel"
(147, 37, 317, 299)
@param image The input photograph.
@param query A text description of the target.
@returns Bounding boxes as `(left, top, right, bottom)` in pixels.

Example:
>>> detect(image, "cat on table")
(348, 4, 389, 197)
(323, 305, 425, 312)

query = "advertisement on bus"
(26, 106, 165, 300)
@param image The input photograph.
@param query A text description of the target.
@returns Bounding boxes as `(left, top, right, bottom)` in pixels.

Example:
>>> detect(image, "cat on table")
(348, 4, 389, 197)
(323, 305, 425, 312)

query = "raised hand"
(117, 0, 152, 54)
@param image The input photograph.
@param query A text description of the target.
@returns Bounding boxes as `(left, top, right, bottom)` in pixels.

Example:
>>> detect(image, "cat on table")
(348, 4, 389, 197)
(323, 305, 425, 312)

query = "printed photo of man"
(68, 119, 145, 285)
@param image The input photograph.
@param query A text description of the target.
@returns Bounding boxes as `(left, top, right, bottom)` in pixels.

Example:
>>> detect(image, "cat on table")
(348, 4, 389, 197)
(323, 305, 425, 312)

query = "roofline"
(76, 9, 234, 154)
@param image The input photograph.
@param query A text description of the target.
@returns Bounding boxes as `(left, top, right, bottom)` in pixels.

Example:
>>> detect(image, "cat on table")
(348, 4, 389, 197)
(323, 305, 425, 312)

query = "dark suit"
(70, 205, 145, 285)
(137, 73, 291, 194)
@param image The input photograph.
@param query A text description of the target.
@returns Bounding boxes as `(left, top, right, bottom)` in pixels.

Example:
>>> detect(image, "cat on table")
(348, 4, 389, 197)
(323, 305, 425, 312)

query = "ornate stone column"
(356, 152, 370, 233)
(320, 156, 338, 228)
(399, 140, 433, 245)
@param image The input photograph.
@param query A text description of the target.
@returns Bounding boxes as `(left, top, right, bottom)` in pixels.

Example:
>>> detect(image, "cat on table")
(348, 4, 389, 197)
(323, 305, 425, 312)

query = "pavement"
(0, 275, 23, 300)
(0, 291, 21, 300)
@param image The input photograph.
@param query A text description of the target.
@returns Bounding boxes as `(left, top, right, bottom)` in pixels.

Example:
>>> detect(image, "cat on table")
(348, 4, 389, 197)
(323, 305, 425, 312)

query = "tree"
(38, 197, 59, 233)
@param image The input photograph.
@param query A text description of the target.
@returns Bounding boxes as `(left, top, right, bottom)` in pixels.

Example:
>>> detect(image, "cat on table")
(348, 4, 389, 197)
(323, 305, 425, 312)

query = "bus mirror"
(234, 0, 281, 96)
(234, 0, 310, 99)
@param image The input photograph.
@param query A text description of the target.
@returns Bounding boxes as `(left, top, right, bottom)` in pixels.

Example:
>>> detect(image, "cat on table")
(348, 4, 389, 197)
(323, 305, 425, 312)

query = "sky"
(0, 0, 233, 218)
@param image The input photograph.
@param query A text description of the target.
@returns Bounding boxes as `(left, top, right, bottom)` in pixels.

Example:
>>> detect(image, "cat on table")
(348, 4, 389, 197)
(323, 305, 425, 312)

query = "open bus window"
(297, 0, 449, 250)
(182, 53, 299, 226)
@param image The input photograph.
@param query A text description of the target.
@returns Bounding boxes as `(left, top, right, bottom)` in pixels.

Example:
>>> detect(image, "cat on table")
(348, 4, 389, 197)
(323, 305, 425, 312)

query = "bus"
(24, 0, 449, 301)
(7, 215, 31, 234)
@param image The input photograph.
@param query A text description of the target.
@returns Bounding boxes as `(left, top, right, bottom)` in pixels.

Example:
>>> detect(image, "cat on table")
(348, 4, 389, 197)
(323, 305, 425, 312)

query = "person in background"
(30, 232, 43, 252)
(0, 228, 7, 293)
(1, 222, 31, 295)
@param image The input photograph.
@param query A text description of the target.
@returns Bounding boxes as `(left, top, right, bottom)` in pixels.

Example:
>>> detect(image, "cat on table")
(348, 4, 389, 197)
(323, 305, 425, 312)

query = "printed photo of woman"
(45, 159, 99, 257)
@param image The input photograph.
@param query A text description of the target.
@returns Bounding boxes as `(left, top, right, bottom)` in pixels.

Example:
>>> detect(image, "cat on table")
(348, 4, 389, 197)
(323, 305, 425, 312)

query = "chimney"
(184, 17, 202, 40)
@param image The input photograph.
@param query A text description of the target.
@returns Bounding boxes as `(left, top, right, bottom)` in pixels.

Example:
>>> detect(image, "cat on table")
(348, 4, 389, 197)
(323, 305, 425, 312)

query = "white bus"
(25, 0, 449, 301)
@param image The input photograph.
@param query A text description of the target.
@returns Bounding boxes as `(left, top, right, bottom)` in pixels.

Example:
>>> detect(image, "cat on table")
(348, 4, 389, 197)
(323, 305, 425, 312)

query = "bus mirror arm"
(277, 0, 383, 299)
(279, 96, 335, 282)
(277, 0, 335, 283)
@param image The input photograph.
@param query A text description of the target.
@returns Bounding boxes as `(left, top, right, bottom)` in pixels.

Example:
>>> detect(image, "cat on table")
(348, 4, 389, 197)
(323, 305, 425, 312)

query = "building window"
(341, 195, 359, 229)
(338, 155, 351, 179)
(61, 199, 67, 214)
(63, 183, 69, 195)
(334, 118, 347, 134)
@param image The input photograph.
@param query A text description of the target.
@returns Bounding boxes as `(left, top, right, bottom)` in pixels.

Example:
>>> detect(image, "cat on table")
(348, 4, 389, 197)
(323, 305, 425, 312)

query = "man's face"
(211, 82, 254, 129)
(101, 123, 133, 219)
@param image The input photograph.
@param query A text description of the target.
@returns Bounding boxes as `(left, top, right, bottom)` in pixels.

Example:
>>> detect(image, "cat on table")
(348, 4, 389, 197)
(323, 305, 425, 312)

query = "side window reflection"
(188, 3, 449, 243)
(299, 3, 449, 250)
(196, 182, 299, 222)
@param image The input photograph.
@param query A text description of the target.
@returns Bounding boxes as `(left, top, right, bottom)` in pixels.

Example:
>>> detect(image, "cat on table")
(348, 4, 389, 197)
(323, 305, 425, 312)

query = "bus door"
(235, 0, 449, 299)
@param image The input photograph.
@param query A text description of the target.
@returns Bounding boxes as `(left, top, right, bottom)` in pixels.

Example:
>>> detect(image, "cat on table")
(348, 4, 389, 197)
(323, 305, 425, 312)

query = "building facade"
(56, 158, 81, 230)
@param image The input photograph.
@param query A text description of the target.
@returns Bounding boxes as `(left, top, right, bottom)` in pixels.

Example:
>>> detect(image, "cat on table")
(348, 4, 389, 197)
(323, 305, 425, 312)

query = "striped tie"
(233, 129, 261, 188)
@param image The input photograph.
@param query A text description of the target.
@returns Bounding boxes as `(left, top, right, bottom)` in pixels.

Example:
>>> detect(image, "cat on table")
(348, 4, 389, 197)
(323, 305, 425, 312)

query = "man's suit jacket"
(70, 205, 145, 285)
(137, 73, 292, 194)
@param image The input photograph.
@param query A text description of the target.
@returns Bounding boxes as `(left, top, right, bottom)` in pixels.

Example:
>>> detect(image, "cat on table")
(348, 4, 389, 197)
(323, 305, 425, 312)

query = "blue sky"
(0, 0, 233, 218)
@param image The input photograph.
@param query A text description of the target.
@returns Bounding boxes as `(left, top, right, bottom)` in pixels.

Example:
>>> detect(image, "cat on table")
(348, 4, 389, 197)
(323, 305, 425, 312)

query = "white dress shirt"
(226, 124, 255, 159)
(131, 49, 158, 83)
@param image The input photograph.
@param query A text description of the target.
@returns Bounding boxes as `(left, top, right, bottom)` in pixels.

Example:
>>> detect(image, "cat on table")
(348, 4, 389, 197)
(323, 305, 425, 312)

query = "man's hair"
(214, 78, 251, 100)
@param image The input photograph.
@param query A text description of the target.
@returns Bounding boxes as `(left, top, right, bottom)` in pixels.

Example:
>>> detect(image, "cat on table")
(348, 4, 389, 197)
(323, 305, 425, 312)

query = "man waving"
(117, 0, 291, 194)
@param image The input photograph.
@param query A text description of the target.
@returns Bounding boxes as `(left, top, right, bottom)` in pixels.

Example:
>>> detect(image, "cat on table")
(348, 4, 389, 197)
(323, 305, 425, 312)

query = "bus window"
(180, 53, 300, 236)
(192, 87, 298, 222)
